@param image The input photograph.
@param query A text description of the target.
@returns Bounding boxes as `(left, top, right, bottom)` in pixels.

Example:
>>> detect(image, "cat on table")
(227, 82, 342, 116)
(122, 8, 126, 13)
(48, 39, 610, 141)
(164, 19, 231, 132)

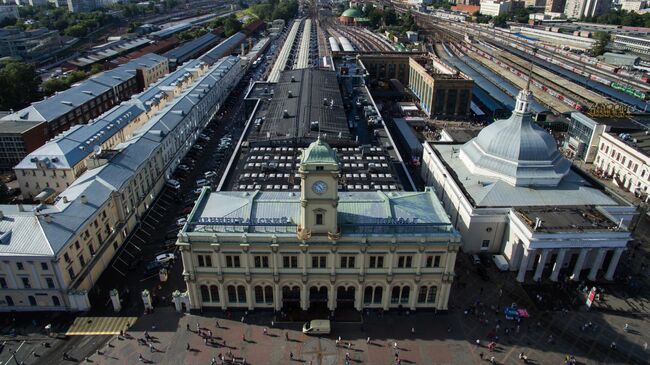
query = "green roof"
(301, 138, 338, 165)
(341, 8, 363, 18)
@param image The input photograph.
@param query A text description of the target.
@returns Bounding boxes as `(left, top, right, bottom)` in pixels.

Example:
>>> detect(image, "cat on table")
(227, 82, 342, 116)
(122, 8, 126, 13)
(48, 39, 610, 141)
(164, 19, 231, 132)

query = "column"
(300, 284, 308, 311)
(387, 251, 394, 276)
(604, 248, 625, 281)
(516, 249, 531, 282)
(274, 284, 281, 311)
(330, 251, 336, 276)
(533, 250, 549, 282)
(355, 283, 363, 311)
(588, 248, 608, 281)
(415, 251, 423, 276)
(382, 284, 390, 311)
(550, 249, 567, 282)
(246, 284, 253, 310)
(328, 284, 335, 311)
(218, 283, 226, 310)
(358, 251, 366, 276)
(571, 249, 590, 281)
(30, 262, 43, 289)
(301, 249, 307, 276)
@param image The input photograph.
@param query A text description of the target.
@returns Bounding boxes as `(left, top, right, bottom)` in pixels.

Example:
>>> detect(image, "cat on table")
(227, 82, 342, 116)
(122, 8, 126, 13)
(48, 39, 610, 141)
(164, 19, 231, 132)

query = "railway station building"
(178, 138, 460, 312)
(421, 87, 636, 283)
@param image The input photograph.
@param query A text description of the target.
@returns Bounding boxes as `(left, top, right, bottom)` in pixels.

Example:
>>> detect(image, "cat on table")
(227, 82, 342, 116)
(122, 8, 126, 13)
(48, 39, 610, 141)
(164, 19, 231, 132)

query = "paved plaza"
(0, 254, 644, 365)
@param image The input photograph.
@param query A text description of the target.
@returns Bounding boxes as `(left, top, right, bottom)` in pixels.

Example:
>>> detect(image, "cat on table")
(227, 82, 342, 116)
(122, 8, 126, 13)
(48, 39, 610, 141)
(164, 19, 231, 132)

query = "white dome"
(459, 89, 571, 187)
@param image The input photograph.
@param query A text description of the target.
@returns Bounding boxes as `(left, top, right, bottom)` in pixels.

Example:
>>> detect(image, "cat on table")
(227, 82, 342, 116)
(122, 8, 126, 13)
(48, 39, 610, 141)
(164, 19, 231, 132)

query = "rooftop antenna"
(525, 47, 537, 91)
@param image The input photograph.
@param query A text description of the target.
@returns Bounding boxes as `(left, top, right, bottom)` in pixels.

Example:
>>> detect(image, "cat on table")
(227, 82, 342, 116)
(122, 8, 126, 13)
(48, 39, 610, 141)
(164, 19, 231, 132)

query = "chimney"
(80, 194, 88, 204)
(0, 210, 4, 219)
(283, 110, 289, 118)
(17, 203, 24, 212)
(62, 196, 69, 204)
(287, 90, 293, 98)
(291, 76, 296, 82)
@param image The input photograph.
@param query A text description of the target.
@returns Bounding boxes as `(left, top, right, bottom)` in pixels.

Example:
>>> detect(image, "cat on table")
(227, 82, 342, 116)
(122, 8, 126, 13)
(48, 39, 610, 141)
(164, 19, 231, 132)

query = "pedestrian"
(393, 341, 398, 350)
(347, 342, 351, 350)
(479, 352, 484, 360)
(624, 323, 629, 332)
(197, 322, 200, 332)
(149, 343, 155, 353)
(271, 320, 274, 327)
(186, 323, 190, 331)
(215, 320, 220, 328)
(490, 356, 495, 364)
(241, 316, 245, 323)
(644, 342, 648, 351)
(242, 334, 246, 342)
(476, 339, 480, 347)
(211, 357, 216, 365)
(144, 330, 149, 339)
(290, 351, 294, 360)
(285, 332, 289, 341)
(366, 336, 371, 344)
(138, 354, 144, 362)
(63, 352, 69, 360)
(264, 328, 268, 336)
(186, 343, 190, 351)
(205, 337, 208, 345)
(610, 341, 617, 350)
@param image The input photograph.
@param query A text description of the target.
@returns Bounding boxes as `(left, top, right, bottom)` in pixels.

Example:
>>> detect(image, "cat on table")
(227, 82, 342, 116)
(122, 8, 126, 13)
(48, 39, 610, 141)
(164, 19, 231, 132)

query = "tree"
(89, 64, 104, 74)
(0, 60, 41, 110)
(65, 24, 87, 37)
(384, 8, 397, 26)
(223, 16, 242, 37)
(238, 0, 248, 9)
(492, 14, 508, 28)
(0, 16, 17, 28)
(591, 31, 611, 56)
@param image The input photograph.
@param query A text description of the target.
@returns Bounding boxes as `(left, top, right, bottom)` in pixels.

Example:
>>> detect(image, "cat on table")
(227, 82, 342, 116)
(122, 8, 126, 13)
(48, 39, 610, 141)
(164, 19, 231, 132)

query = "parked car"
(155, 253, 176, 264)
(144, 261, 166, 276)
(195, 179, 208, 187)
(176, 217, 187, 227)
(192, 145, 204, 151)
(192, 187, 203, 195)
(166, 179, 181, 190)
(177, 164, 190, 171)
(204, 171, 217, 179)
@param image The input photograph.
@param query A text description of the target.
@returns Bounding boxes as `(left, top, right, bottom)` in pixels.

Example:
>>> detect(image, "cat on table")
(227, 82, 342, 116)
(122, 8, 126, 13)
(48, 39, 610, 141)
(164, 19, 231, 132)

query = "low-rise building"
(621, 0, 650, 12)
(480, 0, 512, 16)
(0, 121, 48, 172)
(0, 28, 68, 64)
(0, 56, 245, 312)
(0, 5, 18, 22)
(594, 130, 650, 201)
(178, 138, 460, 313)
(1, 54, 168, 160)
(421, 87, 635, 283)
(67, 0, 97, 12)
(612, 34, 650, 55)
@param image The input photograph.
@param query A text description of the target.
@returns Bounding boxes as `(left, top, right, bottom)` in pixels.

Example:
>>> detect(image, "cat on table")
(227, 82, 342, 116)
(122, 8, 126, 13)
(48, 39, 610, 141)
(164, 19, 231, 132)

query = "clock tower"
(298, 137, 340, 239)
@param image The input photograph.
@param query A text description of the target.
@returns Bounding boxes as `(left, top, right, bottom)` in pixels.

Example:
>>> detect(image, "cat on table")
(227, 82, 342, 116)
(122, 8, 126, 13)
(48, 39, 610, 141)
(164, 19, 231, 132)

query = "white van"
(195, 178, 208, 187)
(166, 179, 181, 190)
(302, 320, 330, 335)
(492, 255, 509, 271)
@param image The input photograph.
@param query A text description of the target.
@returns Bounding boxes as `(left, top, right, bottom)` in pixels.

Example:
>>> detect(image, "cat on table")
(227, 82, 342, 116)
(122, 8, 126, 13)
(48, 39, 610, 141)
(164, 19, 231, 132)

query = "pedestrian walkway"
(65, 316, 138, 336)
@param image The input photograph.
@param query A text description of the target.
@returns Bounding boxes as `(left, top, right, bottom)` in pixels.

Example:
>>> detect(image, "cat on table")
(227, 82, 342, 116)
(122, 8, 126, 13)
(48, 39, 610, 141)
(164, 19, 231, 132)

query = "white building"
(421, 88, 635, 283)
(564, 0, 612, 19)
(0, 56, 245, 312)
(621, 0, 649, 12)
(178, 139, 460, 313)
(480, 0, 512, 16)
(594, 131, 650, 201)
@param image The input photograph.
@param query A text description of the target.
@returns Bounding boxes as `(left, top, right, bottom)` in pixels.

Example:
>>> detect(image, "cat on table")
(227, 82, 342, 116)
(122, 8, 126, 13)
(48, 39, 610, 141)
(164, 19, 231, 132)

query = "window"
(0, 277, 6, 288)
(391, 286, 410, 304)
(397, 255, 412, 268)
(89, 243, 95, 256)
(201, 285, 210, 302)
(283, 255, 298, 268)
(312, 255, 327, 268)
(340, 256, 356, 268)
(40, 262, 48, 271)
(5, 296, 14, 306)
(426, 255, 441, 268)
(254, 255, 269, 268)
(364, 286, 383, 304)
(225, 255, 240, 268)
(16, 262, 24, 270)
(64, 253, 71, 263)
(255, 286, 264, 303)
(79, 255, 86, 267)
(315, 213, 323, 225)
(417, 286, 437, 304)
(75, 241, 80, 250)
(198, 255, 212, 267)
(210, 285, 219, 302)
(52, 296, 61, 306)
(316, 166, 324, 171)
(369, 255, 384, 268)
(481, 240, 490, 249)
(28, 295, 37, 306)
(227, 285, 247, 303)
(46, 278, 55, 289)
(68, 267, 75, 280)
(21, 277, 31, 288)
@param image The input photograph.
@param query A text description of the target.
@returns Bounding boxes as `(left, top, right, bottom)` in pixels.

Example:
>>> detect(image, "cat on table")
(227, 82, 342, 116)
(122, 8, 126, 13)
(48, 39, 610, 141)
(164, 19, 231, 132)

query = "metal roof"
(0, 213, 51, 256)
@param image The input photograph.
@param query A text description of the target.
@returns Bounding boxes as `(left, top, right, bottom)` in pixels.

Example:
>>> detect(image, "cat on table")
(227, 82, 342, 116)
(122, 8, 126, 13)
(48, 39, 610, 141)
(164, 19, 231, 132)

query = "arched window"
(210, 285, 219, 302)
(52, 296, 61, 307)
(227, 285, 237, 303)
(400, 286, 410, 304)
(373, 286, 382, 304)
(418, 286, 437, 304)
(28, 295, 37, 306)
(391, 286, 401, 304)
(200, 285, 210, 302)
(391, 286, 410, 305)
(364, 286, 373, 304)
(264, 286, 273, 304)
(237, 285, 246, 303)
(255, 286, 264, 303)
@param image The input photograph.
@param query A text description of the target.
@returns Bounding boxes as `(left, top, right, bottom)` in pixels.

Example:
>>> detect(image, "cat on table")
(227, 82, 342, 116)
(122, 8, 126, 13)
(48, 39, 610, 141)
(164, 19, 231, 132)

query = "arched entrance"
(282, 286, 301, 310)
(309, 286, 328, 311)
(336, 286, 355, 309)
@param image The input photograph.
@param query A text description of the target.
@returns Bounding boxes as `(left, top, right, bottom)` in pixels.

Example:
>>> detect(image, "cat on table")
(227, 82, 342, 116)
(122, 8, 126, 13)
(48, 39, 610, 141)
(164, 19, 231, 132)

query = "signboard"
(586, 286, 596, 308)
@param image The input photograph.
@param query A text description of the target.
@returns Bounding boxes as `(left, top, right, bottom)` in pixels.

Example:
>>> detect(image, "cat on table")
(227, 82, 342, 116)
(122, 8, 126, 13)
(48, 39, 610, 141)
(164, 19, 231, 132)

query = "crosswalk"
(65, 316, 138, 336)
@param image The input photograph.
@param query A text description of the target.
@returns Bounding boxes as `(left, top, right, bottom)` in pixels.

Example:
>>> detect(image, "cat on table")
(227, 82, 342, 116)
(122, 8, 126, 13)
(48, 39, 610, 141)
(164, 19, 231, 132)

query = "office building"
(421, 87, 635, 283)
(564, 0, 612, 18)
(480, 0, 513, 16)
(67, 0, 97, 12)
(594, 131, 650, 201)
(545, 0, 566, 13)
(0, 28, 67, 64)
(0, 121, 48, 172)
(0, 56, 245, 312)
(178, 138, 460, 313)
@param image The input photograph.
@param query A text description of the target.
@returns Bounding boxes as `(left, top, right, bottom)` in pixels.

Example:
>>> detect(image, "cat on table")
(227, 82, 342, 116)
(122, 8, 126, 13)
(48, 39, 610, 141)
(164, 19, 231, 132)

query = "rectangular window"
(0, 277, 7, 288)
(481, 240, 490, 249)
(89, 243, 95, 256)
(254, 255, 269, 268)
(46, 277, 55, 289)
(225, 255, 240, 268)
(315, 213, 323, 225)
(369, 255, 384, 268)
(41, 262, 48, 271)
(68, 267, 75, 279)
(397, 255, 412, 268)
(21, 277, 31, 288)
(198, 255, 205, 267)
(340, 255, 356, 269)
(16, 262, 24, 270)
(283, 255, 298, 268)
(434, 255, 441, 268)
(79, 255, 86, 267)
(64, 253, 71, 263)
(312, 255, 327, 268)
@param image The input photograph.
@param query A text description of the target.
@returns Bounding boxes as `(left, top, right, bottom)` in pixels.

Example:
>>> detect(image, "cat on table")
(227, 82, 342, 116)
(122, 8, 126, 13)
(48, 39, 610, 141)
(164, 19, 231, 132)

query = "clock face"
(312, 180, 328, 194)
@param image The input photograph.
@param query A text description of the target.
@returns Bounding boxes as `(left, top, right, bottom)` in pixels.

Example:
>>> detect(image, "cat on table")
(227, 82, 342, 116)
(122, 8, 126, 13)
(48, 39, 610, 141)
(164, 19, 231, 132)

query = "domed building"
(421, 87, 635, 283)
(339, 7, 368, 26)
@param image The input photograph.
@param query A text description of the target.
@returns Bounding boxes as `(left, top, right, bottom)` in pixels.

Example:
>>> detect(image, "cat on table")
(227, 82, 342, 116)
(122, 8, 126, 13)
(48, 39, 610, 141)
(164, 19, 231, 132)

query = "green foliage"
(223, 15, 242, 37)
(584, 9, 650, 27)
(0, 60, 41, 111)
(238, 0, 248, 9)
(492, 14, 508, 28)
(0, 182, 9, 204)
(591, 31, 611, 56)
(384, 8, 398, 26)
(429, 0, 452, 9)
(10, 6, 116, 39)
(400, 10, 418, 32)
(249, 0, 298, 21)
(178, 27, 209, 40)
(126, 21, 141, 33)
(41, 70, 88, 96)
(89, 64, 104, 75)
(0, 16, 17, 28)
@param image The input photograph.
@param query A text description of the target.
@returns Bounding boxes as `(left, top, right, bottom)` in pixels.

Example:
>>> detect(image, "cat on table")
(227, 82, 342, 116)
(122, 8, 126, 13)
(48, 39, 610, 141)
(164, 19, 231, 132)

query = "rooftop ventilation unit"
(283, 110, 289, 118)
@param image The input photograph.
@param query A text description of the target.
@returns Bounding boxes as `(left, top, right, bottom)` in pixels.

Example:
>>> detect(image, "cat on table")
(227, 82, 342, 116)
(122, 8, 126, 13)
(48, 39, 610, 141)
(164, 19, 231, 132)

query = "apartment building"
(0, 121, 48, 172)
(0, 56, 245, 312)
(179, 138, 460, 312)
(594, 131, 650, 201)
